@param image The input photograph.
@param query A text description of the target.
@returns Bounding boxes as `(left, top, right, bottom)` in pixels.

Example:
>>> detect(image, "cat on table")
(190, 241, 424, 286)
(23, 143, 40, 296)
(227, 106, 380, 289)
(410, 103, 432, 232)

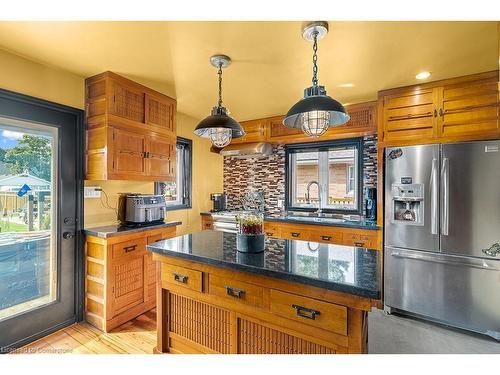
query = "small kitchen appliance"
(210, 193, 227, 212)
(364, 187, 377, 221)
(118, 193, 166, 226)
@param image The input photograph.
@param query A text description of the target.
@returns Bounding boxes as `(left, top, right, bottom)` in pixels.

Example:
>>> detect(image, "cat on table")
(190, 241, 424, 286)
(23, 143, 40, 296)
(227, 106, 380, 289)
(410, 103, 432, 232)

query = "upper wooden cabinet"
(85, 71, 176, 181)
(379, 71, 499, 146)
(230, 101, 377, 145)
(230, 118, 267, 144)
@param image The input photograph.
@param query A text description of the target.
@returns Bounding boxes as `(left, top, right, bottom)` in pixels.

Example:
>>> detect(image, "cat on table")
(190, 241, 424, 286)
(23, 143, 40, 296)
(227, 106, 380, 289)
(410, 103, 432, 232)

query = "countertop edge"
(84, 221, 182, 239)
(147, 244, 380, 300)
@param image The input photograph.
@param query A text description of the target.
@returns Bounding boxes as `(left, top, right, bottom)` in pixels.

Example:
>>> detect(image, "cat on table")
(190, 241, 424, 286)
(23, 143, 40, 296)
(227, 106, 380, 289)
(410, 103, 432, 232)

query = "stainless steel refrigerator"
(384, 141, 500, 340)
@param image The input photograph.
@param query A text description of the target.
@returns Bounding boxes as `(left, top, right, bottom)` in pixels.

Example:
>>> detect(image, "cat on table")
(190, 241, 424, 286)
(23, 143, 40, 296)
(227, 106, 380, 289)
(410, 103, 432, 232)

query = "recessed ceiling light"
(338, 83, 355, 88)
(416, 71, 431, 80)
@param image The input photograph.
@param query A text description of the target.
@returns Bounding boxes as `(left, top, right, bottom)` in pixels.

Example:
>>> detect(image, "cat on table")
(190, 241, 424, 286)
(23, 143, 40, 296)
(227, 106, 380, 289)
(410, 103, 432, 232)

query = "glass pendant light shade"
(194, 54, 245, 148)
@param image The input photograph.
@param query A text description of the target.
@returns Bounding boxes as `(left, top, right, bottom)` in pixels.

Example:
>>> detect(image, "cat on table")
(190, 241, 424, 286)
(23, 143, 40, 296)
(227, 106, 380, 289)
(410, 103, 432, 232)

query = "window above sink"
(285, 138, 363, 215)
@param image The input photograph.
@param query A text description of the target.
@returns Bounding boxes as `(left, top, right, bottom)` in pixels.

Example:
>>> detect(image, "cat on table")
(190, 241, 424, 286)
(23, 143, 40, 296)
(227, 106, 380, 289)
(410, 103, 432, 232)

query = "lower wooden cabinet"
(263, 221, 381, 250)
(154, 255, 371, 354)
(85, 225, 177, 332)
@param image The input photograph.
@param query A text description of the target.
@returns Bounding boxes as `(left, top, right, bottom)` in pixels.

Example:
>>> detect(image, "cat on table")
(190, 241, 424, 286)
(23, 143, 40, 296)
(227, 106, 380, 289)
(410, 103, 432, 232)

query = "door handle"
(63, 232, 75, 239)
(390, 250, 499, 271)
(441, 157, 449, 236)
(430, 158, 439, 235)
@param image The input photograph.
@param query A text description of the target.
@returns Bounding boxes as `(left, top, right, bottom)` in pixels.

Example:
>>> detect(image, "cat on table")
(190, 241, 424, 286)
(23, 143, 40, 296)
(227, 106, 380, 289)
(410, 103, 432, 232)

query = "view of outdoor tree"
(296, 254, 350, 282)
(3, 135, 51, 180)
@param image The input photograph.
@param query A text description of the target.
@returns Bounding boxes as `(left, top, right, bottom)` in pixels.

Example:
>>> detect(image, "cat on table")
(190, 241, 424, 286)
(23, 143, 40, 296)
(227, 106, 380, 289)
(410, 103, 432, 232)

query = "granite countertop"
(264, 215, 379, 230)
(147, 230, 380, 299)
(84, 221, 182, 238)
(200, 212, 379, 230)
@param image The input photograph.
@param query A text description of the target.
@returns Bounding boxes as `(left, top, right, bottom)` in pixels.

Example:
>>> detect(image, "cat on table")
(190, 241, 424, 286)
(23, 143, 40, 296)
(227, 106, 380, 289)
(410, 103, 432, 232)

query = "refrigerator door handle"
(441, 157, 449, 236)
(389, 250, 499, 271)
(430, 158, 439, 235)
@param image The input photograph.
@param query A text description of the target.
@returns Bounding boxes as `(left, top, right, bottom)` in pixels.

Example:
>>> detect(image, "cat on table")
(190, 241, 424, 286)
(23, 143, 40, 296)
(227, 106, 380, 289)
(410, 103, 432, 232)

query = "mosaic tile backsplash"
(223, 135, 378, 217)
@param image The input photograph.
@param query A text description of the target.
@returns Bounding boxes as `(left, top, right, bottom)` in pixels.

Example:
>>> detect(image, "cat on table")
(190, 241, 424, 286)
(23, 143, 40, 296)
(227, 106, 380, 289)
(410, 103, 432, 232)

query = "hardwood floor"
(12, 309, 157, 354)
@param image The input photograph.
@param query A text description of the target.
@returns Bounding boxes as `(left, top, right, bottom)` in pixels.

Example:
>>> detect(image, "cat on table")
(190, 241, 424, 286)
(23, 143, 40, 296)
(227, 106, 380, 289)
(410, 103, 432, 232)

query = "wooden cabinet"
(228, 101, 377, 146)
(154, 254, 371, 354)
(263, 220, 381, 250)
(201, 215, 214, 230)
(85, 71, 176, 181)
(379, 71, 499, 146)
(230, 118, 267, 144)
(85, 225, 178, 332)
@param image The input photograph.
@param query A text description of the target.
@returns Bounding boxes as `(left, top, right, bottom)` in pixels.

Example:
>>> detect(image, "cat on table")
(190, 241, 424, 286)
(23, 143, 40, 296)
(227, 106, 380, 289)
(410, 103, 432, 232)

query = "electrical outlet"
(84, 186, 102, 199)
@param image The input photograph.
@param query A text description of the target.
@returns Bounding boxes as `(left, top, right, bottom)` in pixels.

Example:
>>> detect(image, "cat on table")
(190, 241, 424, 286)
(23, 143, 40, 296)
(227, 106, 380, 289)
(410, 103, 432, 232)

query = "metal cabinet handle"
(354, 242, 365, 247)
(265, 232, 274, 236)
(292, 304, 320, 320)
(433, 109, 437, 117)
(291, 232, 300, 237)
(123, 245, 137, 252)
(321, 235, 332, 241)
(173, 272, 188, 283)
(225, 286, 245, 299)
(439, 108, 444, 117)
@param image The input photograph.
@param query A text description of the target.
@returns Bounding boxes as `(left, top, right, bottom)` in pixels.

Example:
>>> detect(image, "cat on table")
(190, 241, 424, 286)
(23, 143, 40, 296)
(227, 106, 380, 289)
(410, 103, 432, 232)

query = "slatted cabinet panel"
(112, 256, 145, 315)
(109, 81, 145, 123)
(440, 77, 499, 138)
(169, 293, 231, 354)
(145, 93, 176, 132)
(267, 115, 302, 142)
(382, 88, 439, 143)
(239, 318, 337, 354)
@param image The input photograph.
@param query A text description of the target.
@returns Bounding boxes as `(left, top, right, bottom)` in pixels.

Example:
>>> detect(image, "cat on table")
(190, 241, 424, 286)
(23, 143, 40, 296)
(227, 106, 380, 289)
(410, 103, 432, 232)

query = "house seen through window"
(286, 138, 363, 214)
(155, 137, 192, 210)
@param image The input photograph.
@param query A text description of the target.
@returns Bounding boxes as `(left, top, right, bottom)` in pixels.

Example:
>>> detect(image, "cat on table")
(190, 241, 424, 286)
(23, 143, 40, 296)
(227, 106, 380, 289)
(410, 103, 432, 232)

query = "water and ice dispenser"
(391, 183, 424, 225)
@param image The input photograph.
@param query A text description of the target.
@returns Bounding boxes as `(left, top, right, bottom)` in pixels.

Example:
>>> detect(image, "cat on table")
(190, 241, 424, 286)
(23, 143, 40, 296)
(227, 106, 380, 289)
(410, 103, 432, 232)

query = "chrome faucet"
(305, 181, 323, 216)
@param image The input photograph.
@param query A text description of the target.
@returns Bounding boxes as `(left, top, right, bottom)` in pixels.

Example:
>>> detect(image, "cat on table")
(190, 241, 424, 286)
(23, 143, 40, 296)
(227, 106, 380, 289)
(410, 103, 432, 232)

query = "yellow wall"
(0, 48, 223, 235)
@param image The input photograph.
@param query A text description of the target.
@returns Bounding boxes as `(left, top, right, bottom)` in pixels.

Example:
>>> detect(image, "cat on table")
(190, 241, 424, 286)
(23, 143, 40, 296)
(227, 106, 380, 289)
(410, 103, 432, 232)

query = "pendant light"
(283, 21, 350, 137)
(194, 55, 245, 148)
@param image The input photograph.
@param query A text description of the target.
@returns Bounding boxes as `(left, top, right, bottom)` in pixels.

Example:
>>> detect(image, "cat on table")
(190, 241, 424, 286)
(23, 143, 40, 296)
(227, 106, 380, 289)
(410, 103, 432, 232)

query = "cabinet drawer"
(308, 228, 343, 244)
(112, 238, 146, 259)
(202, 220, 213, 230)
(280, 227, 310, 241)
(208, 274, 264, 308)
(269, 289, 347, 336)
(161, 264, 203, 292)
(342, 233, 376, 248)
(263, 222, 281, 238)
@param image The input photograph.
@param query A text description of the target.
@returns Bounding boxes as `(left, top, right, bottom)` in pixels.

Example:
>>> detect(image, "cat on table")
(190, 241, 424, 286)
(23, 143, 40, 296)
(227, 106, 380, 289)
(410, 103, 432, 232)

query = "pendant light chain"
(312, 30, 319, 87)
(217, 63, 223, 107)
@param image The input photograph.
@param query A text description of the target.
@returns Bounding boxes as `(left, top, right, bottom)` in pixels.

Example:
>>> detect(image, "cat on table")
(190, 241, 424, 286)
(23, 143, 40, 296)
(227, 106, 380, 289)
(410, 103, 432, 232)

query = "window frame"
(285, 138, 363, 215)
(154, 136, 192, 211)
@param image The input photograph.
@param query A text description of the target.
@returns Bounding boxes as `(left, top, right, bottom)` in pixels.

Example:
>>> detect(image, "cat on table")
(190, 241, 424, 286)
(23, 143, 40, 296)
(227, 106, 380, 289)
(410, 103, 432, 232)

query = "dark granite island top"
(147, 230, 380, 299)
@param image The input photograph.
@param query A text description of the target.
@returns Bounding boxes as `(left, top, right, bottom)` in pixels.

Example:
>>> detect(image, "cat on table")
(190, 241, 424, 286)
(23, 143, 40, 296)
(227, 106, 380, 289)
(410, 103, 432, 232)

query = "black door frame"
(0, 88, 84, 351)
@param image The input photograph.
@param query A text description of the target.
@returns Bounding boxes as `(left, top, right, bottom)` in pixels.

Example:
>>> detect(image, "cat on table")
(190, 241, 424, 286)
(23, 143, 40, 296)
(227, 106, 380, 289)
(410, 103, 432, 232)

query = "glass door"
(0, 90, 82, 352)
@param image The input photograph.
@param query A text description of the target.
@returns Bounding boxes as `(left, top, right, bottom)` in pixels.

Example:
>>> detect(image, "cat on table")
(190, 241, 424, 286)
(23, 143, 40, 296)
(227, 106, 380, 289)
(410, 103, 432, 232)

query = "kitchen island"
(147, 230, 380, 354)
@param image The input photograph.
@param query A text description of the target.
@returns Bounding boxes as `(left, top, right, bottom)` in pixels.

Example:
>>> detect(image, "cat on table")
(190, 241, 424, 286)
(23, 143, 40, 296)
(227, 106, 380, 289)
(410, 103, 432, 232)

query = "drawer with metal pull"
(112, 238, 146, 259)
(208, 274, 264, 308)
(161, 264, 203, 292)
(308, 228, 343, 244)
(342, 233, 376, 248)
(269, 289, 348, 336)
(263, 222, 281, 238)
(280, 227, 311, 241)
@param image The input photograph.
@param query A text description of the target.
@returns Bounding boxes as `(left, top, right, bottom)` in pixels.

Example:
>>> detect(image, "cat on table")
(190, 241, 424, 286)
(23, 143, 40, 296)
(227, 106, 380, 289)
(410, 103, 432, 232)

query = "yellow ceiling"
(0, 21, 497, 121)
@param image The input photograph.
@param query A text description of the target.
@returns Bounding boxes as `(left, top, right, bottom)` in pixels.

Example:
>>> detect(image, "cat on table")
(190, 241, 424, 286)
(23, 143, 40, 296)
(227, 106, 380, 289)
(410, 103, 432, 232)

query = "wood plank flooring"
(11, 309, 157, 354)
